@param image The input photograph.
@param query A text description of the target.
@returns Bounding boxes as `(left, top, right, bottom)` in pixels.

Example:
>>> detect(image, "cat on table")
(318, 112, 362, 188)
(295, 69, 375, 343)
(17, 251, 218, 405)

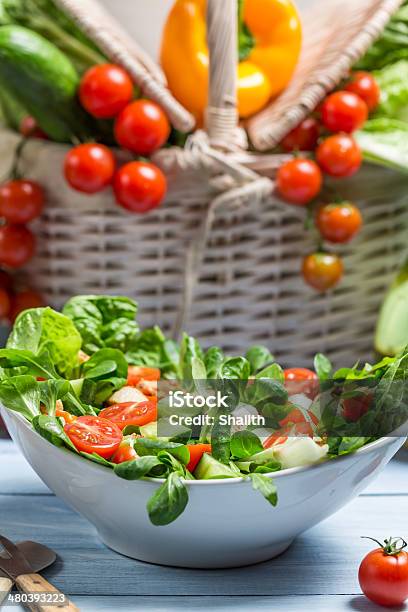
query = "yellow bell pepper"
(161, 0, 302, 124)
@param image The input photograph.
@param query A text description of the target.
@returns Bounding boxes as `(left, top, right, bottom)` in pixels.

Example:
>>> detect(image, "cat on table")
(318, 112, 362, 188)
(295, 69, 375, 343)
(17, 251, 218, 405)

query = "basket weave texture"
(0, 0, 406, 368)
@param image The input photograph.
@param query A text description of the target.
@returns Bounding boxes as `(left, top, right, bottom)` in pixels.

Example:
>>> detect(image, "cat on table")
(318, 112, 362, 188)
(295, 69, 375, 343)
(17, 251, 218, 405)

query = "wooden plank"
(0, 493, 406, 597)
(0, 595, 399, 612)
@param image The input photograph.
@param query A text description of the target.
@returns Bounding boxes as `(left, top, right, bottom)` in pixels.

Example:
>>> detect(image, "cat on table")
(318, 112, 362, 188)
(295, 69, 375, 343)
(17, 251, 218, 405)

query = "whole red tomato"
(316, 202, 362, 243)
(114, 99, 171, 155)
(0, 224, 36, 268)
(0, 179, 44, 224)
(359, 537, 408, 607)
(346, 72, 381, 112)
(284, 368, 319, 399)
(302, 252, 343, 292)
(0, 287, 11, 319)
(9, 289, 44, 323)
(316, 134, 362, 178)
(79, 64, 133, 118)
(321, 91, 368, 133)
(281, 117, 320, 152)
(114, 161, 167, 213)
(64, 144, 116, 194)
(276, 158, 322, 205)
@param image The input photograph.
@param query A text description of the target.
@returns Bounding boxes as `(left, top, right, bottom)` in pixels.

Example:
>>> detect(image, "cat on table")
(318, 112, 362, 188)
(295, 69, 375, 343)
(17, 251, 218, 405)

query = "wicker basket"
(1, 0, 407, 368)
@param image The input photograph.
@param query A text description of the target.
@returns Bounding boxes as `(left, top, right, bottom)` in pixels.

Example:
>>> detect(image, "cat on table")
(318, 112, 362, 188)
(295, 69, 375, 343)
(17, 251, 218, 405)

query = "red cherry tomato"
(302, 252, 344, 292)
(64, 144, 116, 194)
(0, 288, 11, 319)
(99, 401, 157, 430)
(0, 224, 36, 268)
(359, 537, 408, 607)
(316, 134, 362, 178)
(316, 202, 362, 243)
(114, 161, 167, 213)
(127, 366, 161, 386)
(263, 432, 289, 449)
(0, 180, 44, 224)
(64, 415, 123, 459)
(284, 369, 319, 399)
(114, 99, 171, 155)
(346, 72, 381, 112)
(9, 290, 45, 323)
(276, 158, 322, 206)
(321, 91, 368, 133)
(111, 441, 138, 464)
(79, 64, 133, 119)
(186, 444, 212, 473)
(19, 116, 48, 139)
(281, 117, 320, 152)
(0, 269, 13, 292)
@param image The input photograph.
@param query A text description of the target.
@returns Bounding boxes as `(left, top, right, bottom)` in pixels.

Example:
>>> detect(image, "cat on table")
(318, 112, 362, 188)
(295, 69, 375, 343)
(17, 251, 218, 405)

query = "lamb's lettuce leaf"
(82, 348, 128, 404)
(0, 375, 40, 421)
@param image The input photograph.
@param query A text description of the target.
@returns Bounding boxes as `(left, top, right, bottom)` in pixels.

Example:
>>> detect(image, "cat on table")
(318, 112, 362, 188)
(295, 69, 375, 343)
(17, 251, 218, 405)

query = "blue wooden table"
(1, 439, 407, 612)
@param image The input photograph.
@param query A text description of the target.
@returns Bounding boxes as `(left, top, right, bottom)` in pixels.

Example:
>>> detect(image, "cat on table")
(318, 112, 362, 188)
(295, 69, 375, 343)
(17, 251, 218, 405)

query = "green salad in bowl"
(0, 294, 407, 527)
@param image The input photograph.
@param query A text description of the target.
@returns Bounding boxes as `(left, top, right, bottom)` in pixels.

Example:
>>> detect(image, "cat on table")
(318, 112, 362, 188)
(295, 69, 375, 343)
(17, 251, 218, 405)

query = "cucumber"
(0, 87, 26, 130)
(194, 453, 237, 479)
(0, 25, 91, 141)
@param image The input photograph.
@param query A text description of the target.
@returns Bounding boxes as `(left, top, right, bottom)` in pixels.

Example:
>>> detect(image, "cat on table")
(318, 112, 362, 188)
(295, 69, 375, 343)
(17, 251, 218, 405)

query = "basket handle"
(205, 0, 239, 147)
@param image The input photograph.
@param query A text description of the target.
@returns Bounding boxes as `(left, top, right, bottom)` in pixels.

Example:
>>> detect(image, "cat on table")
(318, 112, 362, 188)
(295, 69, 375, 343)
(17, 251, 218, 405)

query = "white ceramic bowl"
(2, 406, 405, 568)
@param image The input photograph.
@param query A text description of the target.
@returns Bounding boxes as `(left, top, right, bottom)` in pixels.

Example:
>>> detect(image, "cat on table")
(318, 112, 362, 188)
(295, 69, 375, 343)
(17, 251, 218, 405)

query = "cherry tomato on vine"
(359, 537, 408, 607)
(114, 99, 171, 155)
(114, 161, 167, 213)
(345, 72, 381, 112)
(276, 158, 322, 205)
(99, 401, 157, 430)
(79, 64, 133, 118)
(64, 415, 123, 459)
(321, 91, 368, 133)
(64, 144, 116, 194)
(316, 202, 362, 243)
(316, 134, 362, 178)
(19, 116, 48, 139)
(284, 368, 319, 399)
(0, 288, 11, 319)
(0, 224, 36, 268)
(0, 179, 44, 224)
(9, 290, 44, 323)
(302, 252, 343, 292)
(281, 117, 320, 152)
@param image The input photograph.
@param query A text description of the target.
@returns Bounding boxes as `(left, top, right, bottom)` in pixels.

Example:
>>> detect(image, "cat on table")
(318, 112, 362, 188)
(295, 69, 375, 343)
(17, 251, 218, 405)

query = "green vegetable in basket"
(0, 0, 104, 73)
(0, 25, 93, 141)
(375, 259, 408, 356)
(355, 118, 408, 173)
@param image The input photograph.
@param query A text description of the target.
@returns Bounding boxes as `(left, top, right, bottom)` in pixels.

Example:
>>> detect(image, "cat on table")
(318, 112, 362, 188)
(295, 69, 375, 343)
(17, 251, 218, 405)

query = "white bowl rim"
(3, 406, 406, 487)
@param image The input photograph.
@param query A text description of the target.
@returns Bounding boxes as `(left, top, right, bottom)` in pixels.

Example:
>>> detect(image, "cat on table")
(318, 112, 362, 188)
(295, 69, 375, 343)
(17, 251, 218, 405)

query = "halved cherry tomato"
(346, 72, 381, 112)
(321, 91, 368, 133)
(0, 224, 36, 268)
(276, 158, 322, 206)
(316, 202, 362, 244)
(99, 401, 157, 430)
(342, 391, 373, 422)
(79, 64, 133, 119)
(187, 443, 212, 473)
(127, 366, 161, 386)
(281, 117, 320, 152)
(64, 415, 122, 459)
(284, 369, 319, 399)
(302, 252, 344, 292)
(113, 161, 167, 214)
(114, 99, 170, 155)
(111, 440, 138, 464)
(64, 144, 116, 194)
(316, 134, 362, 178)
(264, 432, 288, 449)
(0, 180, 44, 224)
(279, 407, 319, 427)
(56, 407, 77, 425)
